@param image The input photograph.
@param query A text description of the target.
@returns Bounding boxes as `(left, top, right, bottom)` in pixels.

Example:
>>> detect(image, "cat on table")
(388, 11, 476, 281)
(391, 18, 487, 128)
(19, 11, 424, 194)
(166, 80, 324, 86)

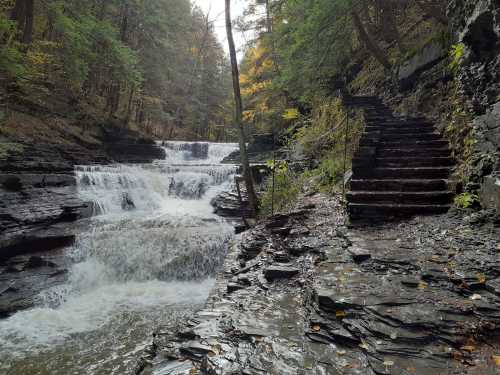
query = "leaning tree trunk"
(225, 0, 258, 216)
(351, 9, 391, 70)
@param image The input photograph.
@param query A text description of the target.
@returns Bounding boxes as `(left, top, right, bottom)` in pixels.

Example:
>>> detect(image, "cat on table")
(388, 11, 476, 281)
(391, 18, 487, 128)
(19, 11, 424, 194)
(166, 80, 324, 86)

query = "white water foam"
(0, 279, 214, 352)
(0, 141, 239, 373)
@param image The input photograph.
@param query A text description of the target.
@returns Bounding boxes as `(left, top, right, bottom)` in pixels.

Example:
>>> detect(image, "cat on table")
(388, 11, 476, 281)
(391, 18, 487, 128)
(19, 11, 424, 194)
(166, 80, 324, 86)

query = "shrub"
(259, 160, 302, 215)
(454, 192, 480, 209)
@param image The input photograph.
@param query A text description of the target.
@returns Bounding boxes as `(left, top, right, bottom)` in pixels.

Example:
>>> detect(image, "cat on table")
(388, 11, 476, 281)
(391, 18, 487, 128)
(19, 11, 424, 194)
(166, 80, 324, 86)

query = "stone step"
(361, 139, 448, 148)
(365, 118, 433, 126)
(363, 133, 442, 142)
(377, 147, 451, 157)
(353, 166, 453, 179)
(365, 126, 436, 134)
(364, 109, 393, 115)
(375, 156, 455, 168)
(353, 156, 454, 168)
(350, 179, 448, 192)
(348, 203, 451, 220)
(347, 191, 454, 204)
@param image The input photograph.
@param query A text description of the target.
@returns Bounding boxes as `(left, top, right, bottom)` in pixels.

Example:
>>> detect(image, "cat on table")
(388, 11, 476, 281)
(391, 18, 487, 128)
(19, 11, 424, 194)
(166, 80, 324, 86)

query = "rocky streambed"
(137, 194, 500, 375)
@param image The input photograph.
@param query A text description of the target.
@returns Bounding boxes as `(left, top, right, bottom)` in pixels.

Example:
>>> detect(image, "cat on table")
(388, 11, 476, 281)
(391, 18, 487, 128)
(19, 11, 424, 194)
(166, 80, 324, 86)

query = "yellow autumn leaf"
(492, 355, 500, 366)
(417, 281, 428, 290)
(242, 110, 255, 122)
(476, 273, 486, 284)
(335, 310, 346, 318)
(282, 108, 299, 120)
(406, 366, 417, 374)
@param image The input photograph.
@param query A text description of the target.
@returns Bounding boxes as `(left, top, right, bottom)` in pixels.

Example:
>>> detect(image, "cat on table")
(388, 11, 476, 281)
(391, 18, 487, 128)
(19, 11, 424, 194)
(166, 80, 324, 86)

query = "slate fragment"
(263, 265, 299, 281)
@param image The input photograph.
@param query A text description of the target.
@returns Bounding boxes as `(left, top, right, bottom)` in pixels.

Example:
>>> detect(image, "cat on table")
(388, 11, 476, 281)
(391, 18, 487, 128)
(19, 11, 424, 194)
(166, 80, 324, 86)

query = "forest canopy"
(0, 0, 232, 140)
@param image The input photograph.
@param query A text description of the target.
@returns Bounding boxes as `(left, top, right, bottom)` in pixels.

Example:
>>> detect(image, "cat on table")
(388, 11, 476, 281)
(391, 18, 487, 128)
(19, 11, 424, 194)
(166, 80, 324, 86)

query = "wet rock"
(210, 191, 253, 219)
(121, 192, 136, 210)
(348, 245, 372, 263)
(485, 278, 500, 296)
(227, 282, 245, 293)
(2, 176, 22, 191)
(270, 226, 291, 236)
(480, 174, 500, 212)
(273, 251, 290, 263)
(265, 214, 290, 228)
(263, 265, 299, 282)
(140, 194, 500, 375)
(179, 341, 214, 361)
(420, 266, 448, 282)
(23, 256, 57, 269)
(240, 232, 268, 260)
(400, 277, 421, 288)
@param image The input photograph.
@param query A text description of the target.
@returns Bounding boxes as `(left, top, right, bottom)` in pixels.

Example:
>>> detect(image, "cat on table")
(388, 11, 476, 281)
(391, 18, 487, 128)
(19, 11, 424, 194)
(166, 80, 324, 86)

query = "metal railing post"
(342, 110, 349, 199)
(271, 131, 276, 215)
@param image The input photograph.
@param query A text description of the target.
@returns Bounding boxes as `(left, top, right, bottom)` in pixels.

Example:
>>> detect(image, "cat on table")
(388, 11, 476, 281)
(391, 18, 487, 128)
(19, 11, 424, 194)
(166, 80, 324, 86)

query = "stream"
(0, 142, 238, 374)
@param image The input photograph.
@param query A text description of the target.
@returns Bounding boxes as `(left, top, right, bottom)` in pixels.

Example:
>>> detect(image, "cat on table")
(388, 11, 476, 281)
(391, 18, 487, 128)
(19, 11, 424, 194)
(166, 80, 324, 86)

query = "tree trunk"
(22, 0, 34, 44)
(10, 0, 26, 24)
(351, 10, 391, 70)
(225, 0, 258, 216)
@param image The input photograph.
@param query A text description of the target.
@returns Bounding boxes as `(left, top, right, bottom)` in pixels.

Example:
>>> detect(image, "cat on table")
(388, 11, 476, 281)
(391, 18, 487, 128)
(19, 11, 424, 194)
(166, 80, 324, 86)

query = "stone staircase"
(345, 96, 455, 222)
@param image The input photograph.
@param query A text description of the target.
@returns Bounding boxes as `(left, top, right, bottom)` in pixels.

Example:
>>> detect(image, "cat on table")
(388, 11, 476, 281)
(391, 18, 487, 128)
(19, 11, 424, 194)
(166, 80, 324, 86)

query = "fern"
(454, 192, 479, 209)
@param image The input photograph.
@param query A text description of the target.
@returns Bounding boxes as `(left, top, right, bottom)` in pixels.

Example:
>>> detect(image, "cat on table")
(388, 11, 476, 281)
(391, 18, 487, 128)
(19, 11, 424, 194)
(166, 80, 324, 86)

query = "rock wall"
(448, 0, 500, 211)
(448, 0, 500, 113)
(0, 133, 165, 259)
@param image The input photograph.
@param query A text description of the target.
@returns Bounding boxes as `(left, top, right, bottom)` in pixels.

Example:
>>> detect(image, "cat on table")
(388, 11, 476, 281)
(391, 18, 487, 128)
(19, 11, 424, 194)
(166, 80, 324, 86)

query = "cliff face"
(447, 0, 500, 211)
(448, 0, 500, 113)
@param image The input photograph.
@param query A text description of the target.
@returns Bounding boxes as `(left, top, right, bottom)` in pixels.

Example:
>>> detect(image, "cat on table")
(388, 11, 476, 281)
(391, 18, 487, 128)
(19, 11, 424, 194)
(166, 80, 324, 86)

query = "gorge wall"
(447, 0, 500, 211)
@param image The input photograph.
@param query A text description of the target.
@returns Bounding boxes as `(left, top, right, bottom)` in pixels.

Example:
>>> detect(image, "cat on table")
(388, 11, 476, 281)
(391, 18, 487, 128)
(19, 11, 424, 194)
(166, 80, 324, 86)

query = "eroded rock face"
(398, 42, 447, 90)
(0, 253, 69, 318)
(448, 0, 500, 112)
(448, 0, 500, 212)
(0, 172, 91, 258)
(480, 174, 500, 211)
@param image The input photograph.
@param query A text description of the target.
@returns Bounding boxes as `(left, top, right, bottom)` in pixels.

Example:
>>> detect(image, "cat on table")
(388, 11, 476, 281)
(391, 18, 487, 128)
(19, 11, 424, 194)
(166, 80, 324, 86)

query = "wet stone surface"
(135, 195, 500, 375)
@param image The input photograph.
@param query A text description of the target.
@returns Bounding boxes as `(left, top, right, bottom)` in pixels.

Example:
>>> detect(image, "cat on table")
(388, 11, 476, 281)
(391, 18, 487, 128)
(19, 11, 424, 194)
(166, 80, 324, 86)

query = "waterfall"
(75, 142, 238, 215)
(0, 142, 239, 374)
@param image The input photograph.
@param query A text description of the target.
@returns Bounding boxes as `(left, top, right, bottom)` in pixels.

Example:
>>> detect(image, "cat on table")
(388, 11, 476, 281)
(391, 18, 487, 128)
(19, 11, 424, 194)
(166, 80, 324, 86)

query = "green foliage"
(449, 43, 465, 73)
(274, 0, 353, 103)
(444, 84, 475, 180)
(293, 97, 361, 159)
(0, 18, 25, 76)
(260, 160, 302, 215)
(0, 140, 24, 159)
(0, 0, 231, 139)
(313, 151, 345, 192)
(454, 192, 480, 209)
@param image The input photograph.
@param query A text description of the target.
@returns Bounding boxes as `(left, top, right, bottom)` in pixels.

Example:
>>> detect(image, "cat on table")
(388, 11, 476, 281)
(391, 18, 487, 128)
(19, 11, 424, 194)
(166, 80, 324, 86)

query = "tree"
(1, 0, 232, 140)
(225, 0, 258, 215)
(351, 8, 391, 69)
(9, 0, 34, 44)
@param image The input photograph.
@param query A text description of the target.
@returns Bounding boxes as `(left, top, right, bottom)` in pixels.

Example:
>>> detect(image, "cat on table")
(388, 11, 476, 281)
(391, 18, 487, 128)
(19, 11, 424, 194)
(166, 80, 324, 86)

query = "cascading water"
(0, 142, 238, 375)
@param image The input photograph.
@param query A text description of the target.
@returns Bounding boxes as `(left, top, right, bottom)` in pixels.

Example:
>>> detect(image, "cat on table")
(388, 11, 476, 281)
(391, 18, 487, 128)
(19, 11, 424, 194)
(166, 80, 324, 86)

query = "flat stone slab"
(263, 265, 299, 281)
